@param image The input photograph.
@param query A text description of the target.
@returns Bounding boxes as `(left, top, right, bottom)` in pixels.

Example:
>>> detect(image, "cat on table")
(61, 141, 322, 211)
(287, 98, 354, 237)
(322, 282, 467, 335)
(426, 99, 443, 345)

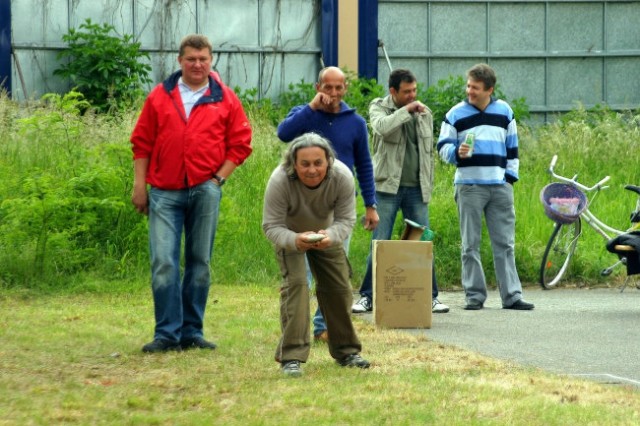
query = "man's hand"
(405, 101, 427, 114)
(362, 207, 379, 231)
(308, 92, 333, 112)
(132, 158, 150, 215)
(458, 142, 472, 158)
(131, 185, 149, 215)
(295, 231, 331, 251)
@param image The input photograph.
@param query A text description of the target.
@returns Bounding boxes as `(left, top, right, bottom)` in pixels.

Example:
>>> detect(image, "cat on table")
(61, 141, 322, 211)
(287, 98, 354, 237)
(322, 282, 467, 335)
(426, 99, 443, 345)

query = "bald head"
(312, 66, 347, 113)
(318, 66, 346, 86)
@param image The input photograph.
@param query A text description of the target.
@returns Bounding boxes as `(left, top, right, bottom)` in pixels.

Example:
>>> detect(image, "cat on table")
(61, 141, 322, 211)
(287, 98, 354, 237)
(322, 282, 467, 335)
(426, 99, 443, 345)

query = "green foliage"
(237, 71, 386, 127)
(236, 79, 319, 127)
(3, 81, 639, 291)
(419, 75, 531, 137)
(558, 103, 640, 130)
(419, 75, 465, 133)
(342, 70, 387, 118)
(54, 19, 152, 113)
(237, 72, 528, 136)
(277, 79, 318, 115)
(0, 92, 147, 288)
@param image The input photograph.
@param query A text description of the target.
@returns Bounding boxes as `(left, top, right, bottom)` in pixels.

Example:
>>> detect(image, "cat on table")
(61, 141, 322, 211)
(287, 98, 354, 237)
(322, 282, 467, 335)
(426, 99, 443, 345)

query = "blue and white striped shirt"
(437, 98, 519, 185)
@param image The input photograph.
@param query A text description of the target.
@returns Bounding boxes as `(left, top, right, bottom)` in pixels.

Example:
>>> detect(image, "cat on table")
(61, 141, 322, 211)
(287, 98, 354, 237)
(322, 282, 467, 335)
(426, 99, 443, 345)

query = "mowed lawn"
(1, 283, 639, 425)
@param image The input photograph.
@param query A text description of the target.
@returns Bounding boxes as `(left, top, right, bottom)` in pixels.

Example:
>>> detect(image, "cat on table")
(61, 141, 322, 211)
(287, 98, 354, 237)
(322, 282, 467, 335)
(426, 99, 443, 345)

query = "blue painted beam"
(0, 0, 11, 96)
(358, 0, 378, 80)
(321, 0, 338, 67)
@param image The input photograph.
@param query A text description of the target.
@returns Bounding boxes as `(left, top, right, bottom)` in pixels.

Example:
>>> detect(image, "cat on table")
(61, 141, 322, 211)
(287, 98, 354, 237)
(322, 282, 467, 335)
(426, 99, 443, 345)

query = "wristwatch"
(213, 175, 226, 186)
(366, 204, 377, 210)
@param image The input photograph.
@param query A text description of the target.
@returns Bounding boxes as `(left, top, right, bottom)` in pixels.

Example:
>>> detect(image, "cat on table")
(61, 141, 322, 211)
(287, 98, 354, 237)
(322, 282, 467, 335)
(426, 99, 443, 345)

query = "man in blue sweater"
(277, 66, 379, 340)
(436, 63, 534, 311)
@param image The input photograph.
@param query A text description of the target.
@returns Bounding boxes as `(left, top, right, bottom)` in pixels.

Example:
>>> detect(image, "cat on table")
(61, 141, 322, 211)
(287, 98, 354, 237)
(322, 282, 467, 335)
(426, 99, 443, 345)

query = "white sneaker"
(432, 298, 450, 313)
(352, 296, 372, 313)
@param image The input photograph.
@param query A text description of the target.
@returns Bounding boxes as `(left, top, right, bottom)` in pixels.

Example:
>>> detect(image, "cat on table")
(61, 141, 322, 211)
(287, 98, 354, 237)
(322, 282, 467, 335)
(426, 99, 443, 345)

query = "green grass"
(1, 93, 639, 291)
(2, 73, 640, 425)
(1, 283, 640, 425)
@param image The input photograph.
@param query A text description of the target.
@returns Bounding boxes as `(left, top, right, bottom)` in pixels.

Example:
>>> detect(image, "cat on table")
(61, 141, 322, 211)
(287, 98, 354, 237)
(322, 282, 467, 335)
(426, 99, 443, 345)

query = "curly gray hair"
(282, 133, 336, 179)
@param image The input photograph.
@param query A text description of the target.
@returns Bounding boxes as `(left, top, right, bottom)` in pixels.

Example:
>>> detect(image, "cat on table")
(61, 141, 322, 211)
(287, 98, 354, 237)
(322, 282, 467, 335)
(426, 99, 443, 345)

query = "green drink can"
(464, 133, 475, 157)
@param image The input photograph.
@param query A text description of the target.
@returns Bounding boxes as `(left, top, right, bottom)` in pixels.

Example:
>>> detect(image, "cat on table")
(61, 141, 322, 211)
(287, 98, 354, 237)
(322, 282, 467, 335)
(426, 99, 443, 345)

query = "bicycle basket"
(540, 183, 587, 224)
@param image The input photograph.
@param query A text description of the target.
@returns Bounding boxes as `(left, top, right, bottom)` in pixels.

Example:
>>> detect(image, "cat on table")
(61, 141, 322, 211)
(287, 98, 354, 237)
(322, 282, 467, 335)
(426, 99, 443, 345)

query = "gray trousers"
(274, 244, 362, 363)
(455, 184, 523, 307)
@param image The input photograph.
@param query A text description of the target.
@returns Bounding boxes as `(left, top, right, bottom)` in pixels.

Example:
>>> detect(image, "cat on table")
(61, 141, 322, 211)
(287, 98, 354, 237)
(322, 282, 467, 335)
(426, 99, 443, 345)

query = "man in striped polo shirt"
(436, 63, 534, 311)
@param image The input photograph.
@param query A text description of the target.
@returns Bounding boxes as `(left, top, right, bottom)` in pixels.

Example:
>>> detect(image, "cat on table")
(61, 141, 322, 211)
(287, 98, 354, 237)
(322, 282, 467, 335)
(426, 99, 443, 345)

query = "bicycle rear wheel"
(539, 219, 582, 289)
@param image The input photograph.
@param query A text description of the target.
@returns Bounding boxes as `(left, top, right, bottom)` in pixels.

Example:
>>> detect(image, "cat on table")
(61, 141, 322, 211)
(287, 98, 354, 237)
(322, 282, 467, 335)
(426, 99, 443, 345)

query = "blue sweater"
(437, 98, 519, 185)
(277, 102, 376, 206)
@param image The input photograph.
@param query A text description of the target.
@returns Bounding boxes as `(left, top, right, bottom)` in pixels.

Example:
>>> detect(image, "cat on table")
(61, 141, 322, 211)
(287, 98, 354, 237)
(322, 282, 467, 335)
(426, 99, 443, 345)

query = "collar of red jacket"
(162, 70, 223, 103)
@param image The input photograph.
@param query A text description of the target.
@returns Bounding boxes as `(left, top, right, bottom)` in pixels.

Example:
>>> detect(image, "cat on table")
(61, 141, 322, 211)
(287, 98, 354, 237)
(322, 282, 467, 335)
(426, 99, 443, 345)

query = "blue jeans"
(358, 186, 439, 300)
(308, 235, 351, 335)
(148, 180, 221, 343)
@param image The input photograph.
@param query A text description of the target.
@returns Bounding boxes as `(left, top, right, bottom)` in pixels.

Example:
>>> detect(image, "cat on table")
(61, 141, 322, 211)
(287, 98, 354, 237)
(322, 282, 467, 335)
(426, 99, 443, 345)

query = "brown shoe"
(314, 330, 329, 343)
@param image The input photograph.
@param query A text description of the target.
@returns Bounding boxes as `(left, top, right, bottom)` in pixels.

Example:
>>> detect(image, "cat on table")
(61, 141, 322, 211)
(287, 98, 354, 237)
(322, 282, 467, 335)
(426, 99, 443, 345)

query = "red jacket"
(131, 71, 252, 189)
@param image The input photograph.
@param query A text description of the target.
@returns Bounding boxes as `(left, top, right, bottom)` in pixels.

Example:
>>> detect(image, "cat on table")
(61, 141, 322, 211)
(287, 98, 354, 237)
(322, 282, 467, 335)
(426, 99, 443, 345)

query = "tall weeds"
(1, 91, 638, 291)
(0, 92, 147, 289)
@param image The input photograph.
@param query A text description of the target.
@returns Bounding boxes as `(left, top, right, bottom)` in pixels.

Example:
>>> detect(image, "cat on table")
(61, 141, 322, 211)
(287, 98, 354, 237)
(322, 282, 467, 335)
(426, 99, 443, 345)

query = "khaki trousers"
(274, 244, 362, 363)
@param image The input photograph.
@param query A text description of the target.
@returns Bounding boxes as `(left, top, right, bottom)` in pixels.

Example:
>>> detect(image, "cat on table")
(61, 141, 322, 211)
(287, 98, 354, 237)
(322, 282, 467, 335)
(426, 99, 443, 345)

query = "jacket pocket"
(373, 152, 389, 183)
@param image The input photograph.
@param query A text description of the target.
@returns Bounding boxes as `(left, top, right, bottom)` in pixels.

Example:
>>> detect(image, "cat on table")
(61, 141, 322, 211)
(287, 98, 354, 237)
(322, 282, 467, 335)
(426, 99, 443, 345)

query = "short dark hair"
(467, 63, 497, 90)
(282, 133, 336, 179)
(179, 34, 213, 57)
(388, 68, 416, 91)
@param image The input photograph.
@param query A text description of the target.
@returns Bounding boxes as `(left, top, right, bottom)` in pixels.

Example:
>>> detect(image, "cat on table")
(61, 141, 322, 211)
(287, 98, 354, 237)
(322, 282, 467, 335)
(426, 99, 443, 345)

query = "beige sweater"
(262, 160, 356, 251)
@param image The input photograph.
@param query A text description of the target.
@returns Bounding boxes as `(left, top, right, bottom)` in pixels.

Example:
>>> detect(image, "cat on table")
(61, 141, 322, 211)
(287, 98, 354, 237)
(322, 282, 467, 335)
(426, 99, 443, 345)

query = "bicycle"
(539, 155, 640, 289)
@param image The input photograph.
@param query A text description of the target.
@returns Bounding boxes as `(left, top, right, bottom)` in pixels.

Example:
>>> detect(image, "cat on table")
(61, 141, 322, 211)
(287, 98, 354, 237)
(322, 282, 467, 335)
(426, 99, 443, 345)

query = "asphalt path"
(358, 286, 640, 388)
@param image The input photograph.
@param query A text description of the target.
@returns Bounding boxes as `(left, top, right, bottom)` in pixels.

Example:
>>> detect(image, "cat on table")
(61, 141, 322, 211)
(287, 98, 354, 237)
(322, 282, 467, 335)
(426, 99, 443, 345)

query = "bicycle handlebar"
(547, 155, 610, 192)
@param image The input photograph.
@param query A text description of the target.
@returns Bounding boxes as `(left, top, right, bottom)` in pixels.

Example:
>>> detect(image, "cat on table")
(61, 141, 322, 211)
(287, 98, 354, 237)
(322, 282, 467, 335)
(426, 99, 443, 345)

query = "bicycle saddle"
(624, 184, 640, 195)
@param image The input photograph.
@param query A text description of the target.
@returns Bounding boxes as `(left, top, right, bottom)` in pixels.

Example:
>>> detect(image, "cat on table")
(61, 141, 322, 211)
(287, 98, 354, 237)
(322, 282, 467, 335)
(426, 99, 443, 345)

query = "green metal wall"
(378, 0, 640, 121)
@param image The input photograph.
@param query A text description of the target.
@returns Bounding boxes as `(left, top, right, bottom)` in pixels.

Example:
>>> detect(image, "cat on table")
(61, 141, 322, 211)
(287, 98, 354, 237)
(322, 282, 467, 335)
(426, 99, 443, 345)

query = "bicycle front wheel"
(539, 219, 582, 289)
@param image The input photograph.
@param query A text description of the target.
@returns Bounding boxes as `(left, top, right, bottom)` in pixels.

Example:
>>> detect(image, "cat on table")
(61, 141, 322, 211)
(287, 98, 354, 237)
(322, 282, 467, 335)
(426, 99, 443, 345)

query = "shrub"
(420, 75, 530, 136)
(54, 19, 152, 113)
(2, 89, 639, 290)
(0, 92, 146, 288)
(238, 73, 529, 135)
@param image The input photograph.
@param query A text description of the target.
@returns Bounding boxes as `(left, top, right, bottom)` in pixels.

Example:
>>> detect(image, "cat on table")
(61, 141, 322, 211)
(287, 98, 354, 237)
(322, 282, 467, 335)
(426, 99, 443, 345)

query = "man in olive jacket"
(352, 68, 449, 314)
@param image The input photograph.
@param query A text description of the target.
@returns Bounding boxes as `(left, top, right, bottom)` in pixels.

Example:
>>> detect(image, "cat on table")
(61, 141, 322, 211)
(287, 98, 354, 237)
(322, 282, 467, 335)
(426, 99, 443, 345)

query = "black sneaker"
(338, 354, 370, 369)
(281, 360, 302, 377)
(180, 337, 217, 350)
(464, 301, 484, 311)
(142, 339, 181, 353)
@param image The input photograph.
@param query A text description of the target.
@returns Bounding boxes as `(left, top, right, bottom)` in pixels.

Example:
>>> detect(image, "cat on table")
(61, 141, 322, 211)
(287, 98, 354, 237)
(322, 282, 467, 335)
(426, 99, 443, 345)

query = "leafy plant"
(0, 92, 146, 288)
(10, 77, 640, 291)
(238, 72, 529, 135)
(343, 70, 386, 119)
(54, 19, 152, 113)
(420, 75, 531, 137)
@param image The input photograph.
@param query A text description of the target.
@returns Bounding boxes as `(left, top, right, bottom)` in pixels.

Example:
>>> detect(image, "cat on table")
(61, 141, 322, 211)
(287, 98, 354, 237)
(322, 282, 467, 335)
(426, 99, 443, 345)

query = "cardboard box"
(373, 240, 433, 328)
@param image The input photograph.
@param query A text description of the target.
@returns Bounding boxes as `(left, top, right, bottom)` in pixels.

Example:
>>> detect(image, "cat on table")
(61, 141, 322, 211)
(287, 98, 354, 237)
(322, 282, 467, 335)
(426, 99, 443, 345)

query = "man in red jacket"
(131, 34, 252, 353)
